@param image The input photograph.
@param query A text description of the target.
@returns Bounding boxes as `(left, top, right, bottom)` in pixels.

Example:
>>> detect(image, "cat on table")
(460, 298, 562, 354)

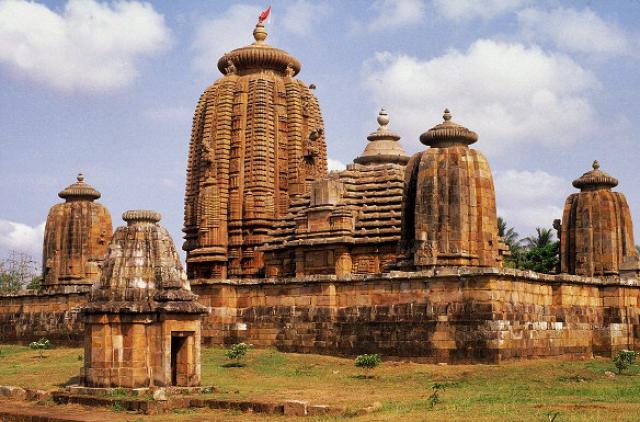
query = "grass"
(2, 344, 640, 421)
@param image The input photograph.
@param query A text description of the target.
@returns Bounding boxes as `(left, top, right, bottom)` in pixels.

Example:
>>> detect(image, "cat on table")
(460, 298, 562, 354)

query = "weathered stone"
(0, 385, 27, 400)
(153, 388, 168, 401)
(284, 400, 308, 416)
(399, 109, 504, 269)
(81, 210, 207, 389)
(42, 174, 112, 293)
(263, 110, 408, 277)
(559, 161, 639, 277)
(183, 21, 328, 280)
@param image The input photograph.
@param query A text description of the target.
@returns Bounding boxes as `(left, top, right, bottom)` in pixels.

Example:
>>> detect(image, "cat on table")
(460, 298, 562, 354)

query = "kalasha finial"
(443, 108, 452, 122)
(77, 173, 85, 183)
(593, 160, 600, 170)
(253, 6, 271, 44)
(377, 108, 390, 128)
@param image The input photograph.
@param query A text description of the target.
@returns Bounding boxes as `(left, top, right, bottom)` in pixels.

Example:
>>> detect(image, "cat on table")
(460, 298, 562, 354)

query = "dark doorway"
(170, 335, 186, 386)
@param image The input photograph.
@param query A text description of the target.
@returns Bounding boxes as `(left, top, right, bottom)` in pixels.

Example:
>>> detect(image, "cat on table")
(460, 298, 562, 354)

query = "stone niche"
(81, 210, 207, 388)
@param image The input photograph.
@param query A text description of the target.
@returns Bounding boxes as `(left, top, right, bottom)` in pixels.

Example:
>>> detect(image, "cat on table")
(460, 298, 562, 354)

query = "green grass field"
(1, 344, 639, 421)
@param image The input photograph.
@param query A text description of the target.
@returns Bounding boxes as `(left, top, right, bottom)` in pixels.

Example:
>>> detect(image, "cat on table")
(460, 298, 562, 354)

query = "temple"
(183, 21, 327, 280)
(558, 161, 640, 277)
(42, 174, 112, 293)
(82, 210, 207, 388)
(263, 108, 408, 277)
(2, 17, 640, 365)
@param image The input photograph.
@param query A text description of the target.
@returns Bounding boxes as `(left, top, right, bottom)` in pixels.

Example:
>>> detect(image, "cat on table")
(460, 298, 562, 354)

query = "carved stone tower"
(42, 173, 113, 293)
(400, 109, 503, 268)
(559, 161, 639, 276)
(82, 210, 207, 388)
(183, 21, 327, 279)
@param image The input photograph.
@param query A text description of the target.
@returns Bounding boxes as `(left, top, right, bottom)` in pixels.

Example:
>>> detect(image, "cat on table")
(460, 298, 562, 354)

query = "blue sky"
(1, 0, 640, 262)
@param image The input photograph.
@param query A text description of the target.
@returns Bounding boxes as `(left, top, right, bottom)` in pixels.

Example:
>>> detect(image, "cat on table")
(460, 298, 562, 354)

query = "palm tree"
(523, 227, 555, 250)
(497, 217, 520, 250)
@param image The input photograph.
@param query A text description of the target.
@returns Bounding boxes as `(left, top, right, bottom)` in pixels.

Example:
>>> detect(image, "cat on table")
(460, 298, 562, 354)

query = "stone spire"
(88, 210, 206, 313)
(560, 161, 639, 276)
(42, 173, 112, 292)
(354, 108, 409, 165)
(184, 18, 327, 279)
(400, 109, 503, 268)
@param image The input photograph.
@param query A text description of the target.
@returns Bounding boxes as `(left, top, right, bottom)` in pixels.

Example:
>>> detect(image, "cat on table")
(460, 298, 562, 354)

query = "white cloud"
(192, 4, 260, 73)
(327, 158, 346, 172)
(281, 0, 330, 36)
(518, 7, 632, 57)
(0, 219, 45, 258)
(494, 169, 568, 236)
(0, 0, 171, 92)
(434, 0, 527, 21)
(363, 39, 599, 156)
(369, 0, 426, 30)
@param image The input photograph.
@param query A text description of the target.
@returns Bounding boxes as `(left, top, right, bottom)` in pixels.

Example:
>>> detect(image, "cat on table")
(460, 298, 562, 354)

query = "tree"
(520, 227, 559, 274)
(497, 217, 523, 268)
(0, 251, 41, 293)
(523, 227, 555, 250)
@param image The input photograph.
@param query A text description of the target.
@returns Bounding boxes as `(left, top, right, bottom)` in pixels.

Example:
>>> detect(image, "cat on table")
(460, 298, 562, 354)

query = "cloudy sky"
(1, 0, 639, 263)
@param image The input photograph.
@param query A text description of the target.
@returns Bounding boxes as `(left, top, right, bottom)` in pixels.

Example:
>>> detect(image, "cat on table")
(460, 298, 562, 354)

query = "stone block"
(284, 400, 309, 416)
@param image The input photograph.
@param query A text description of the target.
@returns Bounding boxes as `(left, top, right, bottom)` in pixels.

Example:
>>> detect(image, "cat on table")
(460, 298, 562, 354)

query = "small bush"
(428, 382, 447, 409)
(613, 349, 638, 374)
(354, 354, 382, 375)
(224, 343, 251, 366)
(29, 338, 51, 358)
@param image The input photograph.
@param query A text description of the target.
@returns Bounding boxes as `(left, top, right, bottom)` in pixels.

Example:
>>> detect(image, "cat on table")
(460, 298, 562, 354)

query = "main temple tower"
(183, 19, 327, 279)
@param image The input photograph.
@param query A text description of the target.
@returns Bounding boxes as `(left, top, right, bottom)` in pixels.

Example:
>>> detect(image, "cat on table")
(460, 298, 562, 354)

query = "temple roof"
(58, 173, 101, 201)
(354, 108, 409, 165)
(217, 22, 301, 76)
(420, 109, 478, 147)
(572, 160, 619, 191)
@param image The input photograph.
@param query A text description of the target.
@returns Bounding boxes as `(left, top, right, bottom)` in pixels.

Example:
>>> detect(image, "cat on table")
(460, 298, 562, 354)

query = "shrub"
(613, 349, 638, 374)
(29, 338, 51, 358)
(428, 382, 447, 409)
(354, 354, 382, 374)
(225, 343, 251, 364)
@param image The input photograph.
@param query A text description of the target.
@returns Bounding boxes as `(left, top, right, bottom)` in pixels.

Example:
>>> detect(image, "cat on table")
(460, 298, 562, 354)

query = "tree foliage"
(0, 251, 41, 293)
(497, 220, 559, 274)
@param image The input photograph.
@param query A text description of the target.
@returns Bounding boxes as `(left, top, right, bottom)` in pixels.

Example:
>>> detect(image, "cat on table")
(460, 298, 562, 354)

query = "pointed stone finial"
(377, 108, 390, 128)
(593, 160, 600, 170)
(253, 22, 268, 44)
(443, 108, 452, 122)
(77, 173, 85, 183)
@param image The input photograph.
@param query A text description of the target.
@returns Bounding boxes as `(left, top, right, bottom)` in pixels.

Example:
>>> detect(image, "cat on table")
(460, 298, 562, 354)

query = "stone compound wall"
(1, 269, 640, 364)
(0, 288, 88, 345)
(192, 268, 640, 363)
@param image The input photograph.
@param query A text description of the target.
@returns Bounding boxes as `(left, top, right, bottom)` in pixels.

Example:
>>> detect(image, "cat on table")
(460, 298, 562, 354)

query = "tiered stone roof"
(183, 21, 327, 279)
(86, 210, 206, 314)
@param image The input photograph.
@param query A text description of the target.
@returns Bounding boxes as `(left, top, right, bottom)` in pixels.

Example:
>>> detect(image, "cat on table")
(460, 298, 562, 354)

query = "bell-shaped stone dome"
(559, 161, 639, 276)
(183, 21, 327, 280)
(42, 173, 113, 292)
(354, 108, 409, 165)
(400, 110, 503, 268)
(87, 210, 206, 314)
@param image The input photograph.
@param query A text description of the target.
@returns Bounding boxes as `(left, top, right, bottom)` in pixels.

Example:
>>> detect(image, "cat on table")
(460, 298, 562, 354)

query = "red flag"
(258, 6, 271, 23)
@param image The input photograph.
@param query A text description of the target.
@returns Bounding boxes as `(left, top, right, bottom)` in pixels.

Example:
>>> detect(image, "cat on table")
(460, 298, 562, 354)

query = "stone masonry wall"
(192, 269, 640, 363)
(0, 290, 88, 345)
(1, 269, 639, 364)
